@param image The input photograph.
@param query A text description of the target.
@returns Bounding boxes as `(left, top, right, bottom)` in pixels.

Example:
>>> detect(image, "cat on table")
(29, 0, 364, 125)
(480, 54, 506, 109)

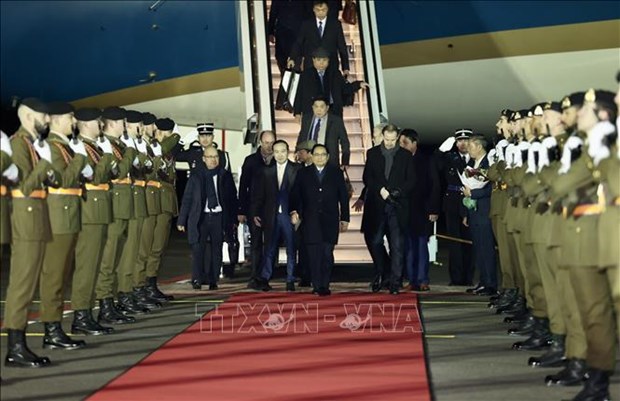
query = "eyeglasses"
(203, 156, 218, 160)
(313, 153, 328, 157)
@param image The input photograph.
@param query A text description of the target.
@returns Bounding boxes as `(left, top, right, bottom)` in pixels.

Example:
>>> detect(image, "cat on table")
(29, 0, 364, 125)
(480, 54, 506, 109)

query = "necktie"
(312, 118, 321, 142)
(318, 71, 324, 88)
(318, 21, 323, 37)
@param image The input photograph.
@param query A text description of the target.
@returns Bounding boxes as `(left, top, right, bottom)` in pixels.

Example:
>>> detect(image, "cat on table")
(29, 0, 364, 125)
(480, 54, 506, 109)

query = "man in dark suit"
(251, 140, 301, 292)
(399, 129, 440, 292)
(434, 129, 474, 286)
(177, 146, 238, 290)
(362, 124, 416, 295)
(268, 0, 309, 74)
(462, 135, 497, 295)
(293, 47, 367, 119)
(290, 144, 350, 295)
(297, 96, 350, 167)
(238, 130, 276, 289)
(287, 1, 349, 75)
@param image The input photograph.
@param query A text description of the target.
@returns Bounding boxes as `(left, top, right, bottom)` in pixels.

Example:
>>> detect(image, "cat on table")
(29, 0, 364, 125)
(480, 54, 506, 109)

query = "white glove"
(150, 141, 162, 157)
(81, 164, 94, 179)
(504, 144, 516, 168)
(541, 136, 557, 149)
(159, 158, 168, 171)
(68, 138, 87, 157)
(438, 136, 456, 152)
(34, 140, 52, 163)
(133, 156, 141, 168)
(180, 130, 198, 147)
(495, 139, 508, 162)
(120, 135, 136, 149)
(380, 187, 390, 200)
(97, 136, 113, 155)
(2, 163, 19, 182)
(1, 130, 12, 157)
(538, 144, 550, 171)
(487, 149, 497, 166)
(587, 121, 615, 166)
(513, 141, 530, 168)
(558, 136, 583, 174)
(135, 137, 148, 154)
(526, 145, 538, 174)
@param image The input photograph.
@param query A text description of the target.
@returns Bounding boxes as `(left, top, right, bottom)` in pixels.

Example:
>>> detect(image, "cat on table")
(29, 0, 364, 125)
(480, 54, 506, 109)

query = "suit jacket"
(361, 146, 416, 232)
(290, 164, 350, 244)
(293, 66, 362, 117)
(250, 161, 301, 247)
(466, 157, 492, 226)
(238, 147, 275, 216)
(410, 151, 441, 236)
(290, 16, 349, 72)
(177, 165, 238, 245)
(298, 114, 350, 166)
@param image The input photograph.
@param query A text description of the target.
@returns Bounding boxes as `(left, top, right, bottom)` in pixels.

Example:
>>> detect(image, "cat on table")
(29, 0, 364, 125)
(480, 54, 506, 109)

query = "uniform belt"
(573, 204, 604, 217)
(0, 185, 7, 196)
(48, 187, 83, 196)
(85, 183, 110, 191)
(447, 185, 462, 192)
(133, 180, 147, 187)
(111, 178, 132, 185)
(11, 189, 47, 199)
(500, 183, 508, 191)
(147, 181, 161, 188)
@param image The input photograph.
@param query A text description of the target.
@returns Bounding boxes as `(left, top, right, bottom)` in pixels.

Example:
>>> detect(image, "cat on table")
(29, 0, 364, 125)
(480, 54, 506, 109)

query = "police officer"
(435, 129, 474, 286)
(4, 98, 56, 367)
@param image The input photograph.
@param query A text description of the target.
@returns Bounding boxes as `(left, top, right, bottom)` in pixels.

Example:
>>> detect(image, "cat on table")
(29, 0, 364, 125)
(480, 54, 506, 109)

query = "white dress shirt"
(204, 173, 223, 213)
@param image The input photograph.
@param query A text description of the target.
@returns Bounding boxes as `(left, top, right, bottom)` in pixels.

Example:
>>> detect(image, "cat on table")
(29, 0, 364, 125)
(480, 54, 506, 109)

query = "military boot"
(528, 334, 566, 367)
(42, 322, 86, 350)
(545, 358, 586, 386)
(72, 309, 114, 335)
(5, 329, 51, 368)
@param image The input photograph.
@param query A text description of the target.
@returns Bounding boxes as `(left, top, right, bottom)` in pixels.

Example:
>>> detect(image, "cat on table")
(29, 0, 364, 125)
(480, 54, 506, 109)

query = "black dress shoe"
(370, 276, 382, 293)
(476, 287, 497, 296)
(466, 283, 484, 293)
(286, 281, 296, 292)
(261, 281, 272, 292)
(5, 329, 51, 368)
(208, 284, 218, 291)
(318, 288, 331, 296)
(389, 287, 400, 295)
(42, 322, 86, 350)
(191, 280, 201, 290)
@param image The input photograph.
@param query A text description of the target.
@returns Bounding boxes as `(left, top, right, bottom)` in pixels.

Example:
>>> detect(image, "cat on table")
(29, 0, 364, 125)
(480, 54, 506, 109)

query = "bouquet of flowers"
(458, 166, 489, 210)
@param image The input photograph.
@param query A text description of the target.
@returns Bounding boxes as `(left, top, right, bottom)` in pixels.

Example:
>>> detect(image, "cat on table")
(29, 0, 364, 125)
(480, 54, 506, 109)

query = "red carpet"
(88, 292, 431, 401)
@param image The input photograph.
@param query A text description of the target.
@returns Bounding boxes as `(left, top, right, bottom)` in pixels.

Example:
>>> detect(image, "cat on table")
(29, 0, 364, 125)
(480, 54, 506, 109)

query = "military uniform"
(145, 125, 180, 300)
(4, 119, 57, 367)
(69, 108, 119, 334)
(96, 125, 138, 307)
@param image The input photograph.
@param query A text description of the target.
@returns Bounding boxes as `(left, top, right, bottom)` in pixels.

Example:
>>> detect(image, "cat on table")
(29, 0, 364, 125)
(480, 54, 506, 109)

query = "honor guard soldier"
(4, 98, 57, 367)
(117, 110, 161, 311)
(95, 107, 141, 323)
(69, 107, 116, 335)
(39, 101, 91, 350)
(552, 89, 617, 401)
(143, 117, 179, 301)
